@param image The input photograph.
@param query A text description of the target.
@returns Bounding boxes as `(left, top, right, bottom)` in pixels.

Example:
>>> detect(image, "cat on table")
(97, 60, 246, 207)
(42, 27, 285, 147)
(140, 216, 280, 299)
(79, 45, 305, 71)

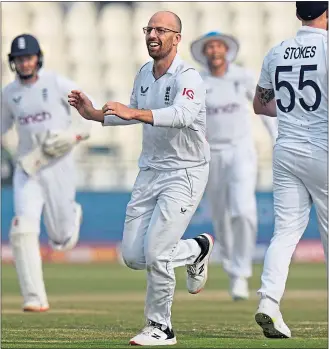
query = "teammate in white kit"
(68, 11, 214, 346)
(253, 1, 328, 338)
(190, 32, 278, 300)
(1, 34, 90, 312)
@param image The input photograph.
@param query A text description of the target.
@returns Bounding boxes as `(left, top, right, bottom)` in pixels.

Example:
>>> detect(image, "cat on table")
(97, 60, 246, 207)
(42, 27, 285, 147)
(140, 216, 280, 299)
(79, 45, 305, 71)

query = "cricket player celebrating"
(2, 34, 90, 312)
(190, 32, 278, 300)
(69, 11, 214, 347)
(253, 1, 328, 338)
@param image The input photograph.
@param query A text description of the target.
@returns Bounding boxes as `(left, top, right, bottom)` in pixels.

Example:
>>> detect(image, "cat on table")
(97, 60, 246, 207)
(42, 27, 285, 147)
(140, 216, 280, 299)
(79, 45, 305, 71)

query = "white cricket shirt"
(258, 26, 328, 155)
(201, 64, 266, 150)
(103, 55, 210, 170)
(2, 69, 90, 157)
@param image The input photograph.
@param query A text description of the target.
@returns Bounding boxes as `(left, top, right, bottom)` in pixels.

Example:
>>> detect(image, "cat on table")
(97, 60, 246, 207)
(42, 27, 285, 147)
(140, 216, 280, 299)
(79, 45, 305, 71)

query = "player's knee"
(232, 202, 257, 223)
(9, 216, 40, 243)
(232, 213, 257, 233)
(121, 246, 145, 270)
(232, 203, 256, 218)
(145, 250, 161, 269)
(122, 256, 145, 270)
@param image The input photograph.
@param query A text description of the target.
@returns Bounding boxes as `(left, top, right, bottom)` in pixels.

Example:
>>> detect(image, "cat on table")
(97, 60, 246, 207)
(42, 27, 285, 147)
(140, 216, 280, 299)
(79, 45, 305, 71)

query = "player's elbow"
(175, 106, 199, 128)
(176, 116, 194, 128)
(253, 107, 263, 115)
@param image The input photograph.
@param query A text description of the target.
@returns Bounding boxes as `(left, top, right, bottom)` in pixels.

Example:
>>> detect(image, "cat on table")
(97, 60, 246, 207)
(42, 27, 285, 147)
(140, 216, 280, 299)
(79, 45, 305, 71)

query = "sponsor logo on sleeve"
(182, 88, 194, 100)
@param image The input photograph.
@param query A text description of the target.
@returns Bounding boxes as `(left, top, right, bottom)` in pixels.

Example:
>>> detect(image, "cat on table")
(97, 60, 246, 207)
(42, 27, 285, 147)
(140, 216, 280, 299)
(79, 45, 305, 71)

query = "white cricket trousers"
(13, 155, 77, 241)
(258, 144, 328, 303)
(121, 163, 209, 329)
(11, 154, 79, 306)
(206, 141, 257, 279)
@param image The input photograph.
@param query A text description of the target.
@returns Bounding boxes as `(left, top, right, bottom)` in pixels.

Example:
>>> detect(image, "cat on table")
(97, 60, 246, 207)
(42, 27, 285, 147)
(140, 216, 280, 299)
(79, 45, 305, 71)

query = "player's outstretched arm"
(68, 90, 104, 122)
(253, 85, 277, 117)
(103, 102, 153, 124)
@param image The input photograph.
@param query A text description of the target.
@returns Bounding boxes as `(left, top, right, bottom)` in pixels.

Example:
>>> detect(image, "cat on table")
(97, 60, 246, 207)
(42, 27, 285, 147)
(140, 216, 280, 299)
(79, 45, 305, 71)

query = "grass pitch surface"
(2, 263, 327, 348)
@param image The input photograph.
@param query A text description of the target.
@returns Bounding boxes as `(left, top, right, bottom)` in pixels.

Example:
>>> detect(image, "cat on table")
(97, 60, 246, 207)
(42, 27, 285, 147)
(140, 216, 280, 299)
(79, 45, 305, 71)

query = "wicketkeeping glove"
(18, 132, 53, 176)
(42, 129, 89, 158)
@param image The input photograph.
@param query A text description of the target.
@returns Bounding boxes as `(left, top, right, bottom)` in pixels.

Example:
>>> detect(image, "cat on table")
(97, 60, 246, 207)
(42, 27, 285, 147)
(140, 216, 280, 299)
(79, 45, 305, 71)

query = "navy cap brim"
(9, 51, 38, 57)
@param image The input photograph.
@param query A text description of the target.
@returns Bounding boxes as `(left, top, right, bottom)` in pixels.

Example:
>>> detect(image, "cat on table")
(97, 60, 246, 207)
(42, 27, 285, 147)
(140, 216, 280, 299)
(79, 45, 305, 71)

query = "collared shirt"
(103, 54, 210, 170)
(201, 63, 277, 150)
(1, 69, 91, 157)
(258, 26, 327, 155)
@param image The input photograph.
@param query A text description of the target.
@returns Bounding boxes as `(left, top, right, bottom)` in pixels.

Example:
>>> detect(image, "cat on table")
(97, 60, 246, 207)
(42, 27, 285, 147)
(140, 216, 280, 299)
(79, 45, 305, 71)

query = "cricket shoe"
(49, 203, 82, 251)
(23, 302, 49, 312)
(186, 233, 214, 294)
(230, 276, 249, 301)
(129, 320, 177, 346)
(255, 296, 291, 338)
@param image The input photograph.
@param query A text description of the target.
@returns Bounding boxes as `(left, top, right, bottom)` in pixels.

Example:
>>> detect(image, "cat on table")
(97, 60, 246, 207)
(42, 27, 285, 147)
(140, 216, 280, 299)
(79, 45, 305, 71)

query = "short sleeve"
(258, 50, 273, 89)
(243, 68, 258, 101)
(128, 73, 138, 109)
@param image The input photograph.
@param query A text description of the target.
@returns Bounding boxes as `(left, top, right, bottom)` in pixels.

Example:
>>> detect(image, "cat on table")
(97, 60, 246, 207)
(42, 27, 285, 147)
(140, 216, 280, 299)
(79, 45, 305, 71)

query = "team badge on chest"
(164, 86, 171, 105)
(42, 88, 48, 102)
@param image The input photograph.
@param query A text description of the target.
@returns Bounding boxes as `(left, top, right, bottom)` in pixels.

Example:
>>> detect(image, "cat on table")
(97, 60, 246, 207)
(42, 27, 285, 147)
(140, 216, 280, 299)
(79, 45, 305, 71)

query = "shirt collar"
(297, 26, 327, 38)
(149, 54, 183, 75)
(202, 63, 231, 78)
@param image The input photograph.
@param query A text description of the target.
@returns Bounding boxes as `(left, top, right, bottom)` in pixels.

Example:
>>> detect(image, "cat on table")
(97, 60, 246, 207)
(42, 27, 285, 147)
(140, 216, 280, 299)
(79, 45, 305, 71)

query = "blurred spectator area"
(2, 2, 300, 191)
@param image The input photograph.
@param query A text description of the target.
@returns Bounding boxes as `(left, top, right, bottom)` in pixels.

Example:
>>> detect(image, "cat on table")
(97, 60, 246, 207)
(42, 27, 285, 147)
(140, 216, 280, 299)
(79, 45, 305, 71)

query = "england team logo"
(18, 37, 26, 50)
(164, 86, 171, 105)
(42, 88, 48, 102)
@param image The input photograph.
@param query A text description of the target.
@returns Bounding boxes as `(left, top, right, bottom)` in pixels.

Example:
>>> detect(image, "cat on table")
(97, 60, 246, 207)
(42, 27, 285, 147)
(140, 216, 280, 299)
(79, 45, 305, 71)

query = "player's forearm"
(253, 85, 277, 117)
(253, 97, 277, 117)
(130, 109, 154, 125)
(85, 108, 105, 122)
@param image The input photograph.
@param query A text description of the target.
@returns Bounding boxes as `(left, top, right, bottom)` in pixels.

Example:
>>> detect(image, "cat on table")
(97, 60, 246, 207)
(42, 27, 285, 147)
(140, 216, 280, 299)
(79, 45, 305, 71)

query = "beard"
(146, 40, 173, 60)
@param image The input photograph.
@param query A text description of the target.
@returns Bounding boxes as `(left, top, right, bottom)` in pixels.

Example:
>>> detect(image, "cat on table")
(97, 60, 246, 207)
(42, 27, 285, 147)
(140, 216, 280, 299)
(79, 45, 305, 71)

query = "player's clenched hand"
(102, 102, 134, 120)
(68, 90, 94, 120)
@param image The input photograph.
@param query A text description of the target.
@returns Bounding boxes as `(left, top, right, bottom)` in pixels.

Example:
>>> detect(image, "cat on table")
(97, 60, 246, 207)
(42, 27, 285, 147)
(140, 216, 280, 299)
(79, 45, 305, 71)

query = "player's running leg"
(120, 169, 157, 271)
(206, 149, 233, 276)
(302, 147, 328, 265)
(10, 168, 49, 312)
(256, 147, 311, 338)
(41, 156, 81, 251)
(229, 142, 257, 300)
(129, 164, 211, 346)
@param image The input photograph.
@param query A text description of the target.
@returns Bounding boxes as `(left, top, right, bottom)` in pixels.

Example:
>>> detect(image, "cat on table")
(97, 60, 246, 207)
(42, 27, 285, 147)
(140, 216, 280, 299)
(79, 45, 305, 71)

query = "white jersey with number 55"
(258, 26, 327, 154)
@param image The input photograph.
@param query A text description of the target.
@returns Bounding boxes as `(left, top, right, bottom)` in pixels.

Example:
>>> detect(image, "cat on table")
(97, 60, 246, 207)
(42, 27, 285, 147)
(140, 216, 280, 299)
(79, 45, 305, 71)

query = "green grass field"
(2, 263, 327, 348)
